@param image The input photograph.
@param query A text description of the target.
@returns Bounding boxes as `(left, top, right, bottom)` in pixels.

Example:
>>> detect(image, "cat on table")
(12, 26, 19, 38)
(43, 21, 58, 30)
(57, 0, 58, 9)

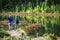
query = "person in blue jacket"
(8, 15, 13, 30)
(14, 15, 20, 30)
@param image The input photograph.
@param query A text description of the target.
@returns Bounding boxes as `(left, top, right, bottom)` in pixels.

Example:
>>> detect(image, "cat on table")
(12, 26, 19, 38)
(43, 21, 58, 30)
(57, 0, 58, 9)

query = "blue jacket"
(8, 16, 13, 23)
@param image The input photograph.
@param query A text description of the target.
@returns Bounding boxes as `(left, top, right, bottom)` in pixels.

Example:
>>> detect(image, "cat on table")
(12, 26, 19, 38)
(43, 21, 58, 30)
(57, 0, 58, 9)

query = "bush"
(0, 31, 10, 38)
(43, 33, 57, 40)
(43, 36, 57, 40)
(25, 23, 46, 37)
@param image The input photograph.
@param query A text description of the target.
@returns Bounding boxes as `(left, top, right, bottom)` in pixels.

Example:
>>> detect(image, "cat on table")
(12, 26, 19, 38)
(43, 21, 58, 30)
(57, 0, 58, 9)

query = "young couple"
(8, 15, 20, 31)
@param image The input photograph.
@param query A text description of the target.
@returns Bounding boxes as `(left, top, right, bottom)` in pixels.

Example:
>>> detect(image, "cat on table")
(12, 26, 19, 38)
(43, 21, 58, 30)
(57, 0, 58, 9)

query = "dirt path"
(32, 37, 43, 40)
(6, 30, 43, 40)
(0, 12, 60, 16)
(6, 30, 21, 38)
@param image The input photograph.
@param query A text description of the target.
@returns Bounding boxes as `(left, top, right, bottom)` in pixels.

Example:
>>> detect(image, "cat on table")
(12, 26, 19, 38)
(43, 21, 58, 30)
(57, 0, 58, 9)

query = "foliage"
(0, 30, 10, 38)
(43, 33, 57, 40)
(24, 16, 60, 37)
(0, 16, 7, 20)
(25, 23, 46, 37)
(0, 28, 31, 40)
(0, 16, 60, 37)
(0, 0, 60, 13)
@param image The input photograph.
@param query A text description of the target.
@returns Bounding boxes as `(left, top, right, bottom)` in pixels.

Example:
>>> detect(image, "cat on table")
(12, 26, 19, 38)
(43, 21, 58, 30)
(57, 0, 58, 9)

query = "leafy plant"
(43, 33, 57, 40)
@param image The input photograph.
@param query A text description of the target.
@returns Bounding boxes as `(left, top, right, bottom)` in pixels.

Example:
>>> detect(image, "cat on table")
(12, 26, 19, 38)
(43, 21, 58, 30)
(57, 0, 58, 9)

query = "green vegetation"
(0, 29, 31, 40)
(25, 23, 46, 37)
(0, 16, 60, 36)
(0, 0, 60, 40)
(43, 33, 57, 40)
(43, 36, 57, 40)
(0, 0, 60, 13)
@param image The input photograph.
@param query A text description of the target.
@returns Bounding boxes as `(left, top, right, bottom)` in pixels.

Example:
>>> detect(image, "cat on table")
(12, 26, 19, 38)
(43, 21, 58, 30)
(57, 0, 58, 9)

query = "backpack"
(15, 17, 19, 24)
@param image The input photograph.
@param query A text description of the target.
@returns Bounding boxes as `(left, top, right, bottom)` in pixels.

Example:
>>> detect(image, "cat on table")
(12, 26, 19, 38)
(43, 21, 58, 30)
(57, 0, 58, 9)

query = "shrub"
(25, 23, 46, 37)
(43, 33, 57, 40)
(0, 31, 10, 38)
